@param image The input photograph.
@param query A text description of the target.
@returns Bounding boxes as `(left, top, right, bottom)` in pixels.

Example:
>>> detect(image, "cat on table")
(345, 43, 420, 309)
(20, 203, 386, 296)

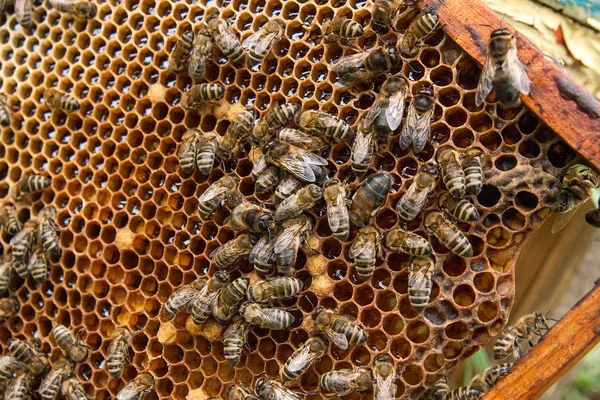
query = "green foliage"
(462, 349, 491, 386)
(562, 345, 600, 400)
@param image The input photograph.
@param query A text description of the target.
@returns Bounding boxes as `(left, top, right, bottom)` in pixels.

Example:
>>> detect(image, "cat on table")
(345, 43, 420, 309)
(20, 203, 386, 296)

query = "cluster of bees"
(0, 0, 96, 31)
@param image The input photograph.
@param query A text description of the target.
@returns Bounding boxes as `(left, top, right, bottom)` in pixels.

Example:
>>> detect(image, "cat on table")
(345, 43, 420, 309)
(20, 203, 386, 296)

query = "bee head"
(491, 28, 511, 38)
(214, 271, 230, 284)
(258, 214, 275, 232)
(238, 301, 250, 315)
(422, 162, 441, 178)
(255, 377, 267, 391)
(87, 3, 98, 17)
(308, 184, 324, 199)
(375, 354, 393, 364)
(534, 312, 550, 331)
(311, 307, 324, 320)
(226, 384, 236, 395)
(416, 86, 434, 97)
(368, 47, 391, 70)
(371, 21, 389, 35)
(323, 178, 340, 188)
(262, 140, 275, 154)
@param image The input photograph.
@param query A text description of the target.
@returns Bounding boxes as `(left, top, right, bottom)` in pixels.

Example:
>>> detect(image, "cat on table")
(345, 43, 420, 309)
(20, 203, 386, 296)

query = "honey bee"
(207, 16, 245, 64)
(188, 26, 213, 80)
(323, 178, 350, 240)
(323, 16, 364, 47)
(162, 278, 206, 319)
(255, 377, 304, 399)
(178, 128, 202, 175)
(274, 184, 323, 222)
(0, 297, 19, 319)
(431, 375, 450, 399)
(196, 132, 220, 176)
(273, 216, 313, 275)
(213, 277, 250, 323)
(349, 225, 382, 281)
(44, 89, 80, 112)
(282, 335, 328, 382)
(0, 355, 24, 391)
(247, 277, 303, 303)
(349, 171, 393, 227)
(239, 302, 295, 330)
(437, 147, 466, 199)
(15, 0, 33, 29)
(552, 164, 598, 233)
(0, 202, 21, 235)
(49, 0, 97, 18)
(371, 0, 403, 34)
(14, 174, 52, 200)
(227, 383, 259, 400)
(444, 386, 482, 400)
(396, 162, 439, 221)
(275, 175, 303, 205)
(5, 371, 31, 400)
(373, 354, 397, 400)
(168, 29, 194, 73)
(223, 317, 250, 366)
(116, 373, 154, 400)
(328, 46, 394, 88)
(242, 19, 286, 67)
(262, 140, 328, 183)
(0, 257, 10, 295)
(295, 110, 355, 142)
(383, 228, 431, 256)
(362, 76, 408, 141)
(476, 29, 531, 107)
(277, 128, 328, 153)
(39, 358, 73, 400)
(181, 83, 225, 109)
(10, 220, 38, 266)
(248, 235, 276, 278)
(463, 148, 485, 195)
(60, 376, 90, 400)
(52, 325, 90, 363)
(0, 94, 18, 126)
(8, 338, 48, 375)
(197, 175, 239, 219)
(408, 256, 433, 313)
(228, 200, 275, 234)
(585, 200, 600, 228)
(189, 271, 230, 325)
(320, 367, 373, 397)
(424, 211, 473, 257)
(255, 165, 282, 194)
(399, 13, 440, 57)
(399, 87, 435, 154)
(253, 102, 301, 145)
(494, 312, 550, 361)
(312, 307, 367, 350)
(37, 206, 61, 255)
(469, 363, 513, 393)
(351, 131, 375, 177)
(438, 192, 480, 223)
(106, 327, 132, 379)
(210, 233, 257, 271)
(227, 108, 257, 144)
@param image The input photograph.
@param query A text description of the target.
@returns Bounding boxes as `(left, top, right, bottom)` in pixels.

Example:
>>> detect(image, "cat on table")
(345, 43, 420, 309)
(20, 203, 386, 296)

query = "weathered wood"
(421, 0, 600, 171)
(483, 281, 600, 399)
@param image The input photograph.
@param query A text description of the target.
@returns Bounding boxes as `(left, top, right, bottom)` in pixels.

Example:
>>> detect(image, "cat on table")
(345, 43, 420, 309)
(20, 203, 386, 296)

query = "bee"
(207, 16, 245, 64)
(60, 377, 90, 400)
(255, 165, 282, 194)
(14, 174, 52, 200)
(189, 271, 230, 325)
(162, 278, 206, 319)
(328, 46, 393, 88)
(476, 28, 532, 107)
(431, 375, 450, 399)
(227, 383, 259, 400)
(239, 302, 295, 330)
(168, 29, 194, 73)
(469, 363, 513, 393)
(585, 200, 600, 228)
(350, 171, 393, 227)
(210, 233, 257, 271)
(242, 19, 286, 67)
(399, 87, 435, 153)
(383, 228, 431, 256)
(437, 147, 466, 199)
(5, 371, 31, 400)
(273, 216, 313, 275)
(494, 312, 550, 361)
(0, 355, 24, 391)
(312, 307, 367, 349)
(106, 327, 132, 379)
(372, 354, 397, 400)
(247, 277, 303, 303)
(254, 377, 303, 399)
(399, 13, 440, 57)
(223, 317, 249, 366)
(196, 132, 220, 176)
(277, 128, 328, 153)
(8, 338, 48, 375)
(39, 359, 73, 400)
(44, 88, 80, 112)
(275, 175, 303, 204)
(116, 373, 154, 400)
(320, 367, 373, 397)
(10, 220, 38, 262)
(351, 131, 375, 177)
(463, 148, 485, 195)
(282, 335, 328, 382)
(49, 0, 97, 18)
(0, 202, 21, 235)
(295, 110, 355, 142)
(213, 277, 250, 323)
(248, 235, 276, 278)
(228, 200, 275, 234)
(15, 0, 33, 29)
(37, 206, 61, 255)
(323, 178, 350, 240)
(552, 164, 598, 233)
(274, 184, 323, 222)
(188, 26, 213, 80)
(0, 94, 18, 126)
(323, 16, 364, 47)
(424, 211, 473, 257)
(227, 108, 257, 144)
(0, 257, 11, 295)
(178, 129, 202, 175)
(52, 325, 90, 363)
(438, 192, 480, 223)
(253, 102, 301, 145)
(362, 76, 408, 141)
(371, 0, 403, 34)
(396, 162, 440, 221)
(349, 225, 382, 281)
(181, 83, 225, 110)
(262, 140, 328, 183)
(0, 297, 19, 319)
(445, 386, 482, 400)
(197, 175, 239, 219)
(408, 256, 433, 313)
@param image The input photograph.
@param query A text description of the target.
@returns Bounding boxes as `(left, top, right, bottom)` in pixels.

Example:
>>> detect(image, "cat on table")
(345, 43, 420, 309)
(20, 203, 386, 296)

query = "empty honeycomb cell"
(453, 285, 475, 307)
(477, 185, 501, 208)
(502, 208, 526, 230)
(360, 306, 381, 328)
(501, 125, 521, 145)
(470, 112, 493, 132)
(468, 235, 485, 257)
(477, 301, 498, 323)
(547, 141, 576, 168)
(431, 65, 453, 86)
(473, 272, 494, 293)
(518, 140, 541, 159)
(375, 290, 397, 312)
(383, 314, 404, 336)
(403, 364, 424, 386)
(445, 107, 467, 127)
(443, 255, 466, 277)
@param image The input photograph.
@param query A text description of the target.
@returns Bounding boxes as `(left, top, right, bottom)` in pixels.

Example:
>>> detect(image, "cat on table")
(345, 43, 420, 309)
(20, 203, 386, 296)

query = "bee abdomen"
(274, 104, 299, 126)
(198, 197, 220, 218)
(351, 159, 370, 177)
(196, 140, 218, 175)
(276, 247, 296, 275)
(224, 337, 243, 365)
(451, 199, 480, 222)
(464, 160, 483, 195)
(107, 344, 126, 378)
(249, 49, 268, 66)
(21, 175, 52, 194)
(341, 20, 363, 38)
(199, 83, 225, 101)
(334, 320, 367, 345)
(447, 386, 481, 400)
(3, 212, 21, 235)
(53, 325, 75, 348)
(224, 44, 245, 64)
(254, 261, 273, 278)
(30, 253, 48, 283)
(355, 256, 375, 281)
(40, 224, 60, 254)
(324, 119, 353, 141)
(12, 259, 30, 279)
(443, 231, 473, 257)
(444, 173, 466, 199)
(408, 287, 431, 312)
(179, 149, 197, 175)
(415, 13, 438, 36)
(8, 339, 35, 362)
(493, 334, 514, 360)
(40, 381, 60, 400)
(332, 218, 350, 241)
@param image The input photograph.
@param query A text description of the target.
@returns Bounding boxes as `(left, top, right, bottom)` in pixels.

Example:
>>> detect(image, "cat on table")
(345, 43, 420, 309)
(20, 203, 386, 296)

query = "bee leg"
(346, 38, 362, 52)
(303, 238, 322, 255)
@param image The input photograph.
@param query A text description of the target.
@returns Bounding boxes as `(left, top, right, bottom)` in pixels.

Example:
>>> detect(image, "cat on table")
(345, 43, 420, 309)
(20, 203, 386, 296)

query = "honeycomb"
(0, 0, 582, 398)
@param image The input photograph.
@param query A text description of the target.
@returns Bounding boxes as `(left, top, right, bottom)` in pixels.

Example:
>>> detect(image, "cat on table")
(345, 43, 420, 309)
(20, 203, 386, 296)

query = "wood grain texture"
(421, 0, 600, 171)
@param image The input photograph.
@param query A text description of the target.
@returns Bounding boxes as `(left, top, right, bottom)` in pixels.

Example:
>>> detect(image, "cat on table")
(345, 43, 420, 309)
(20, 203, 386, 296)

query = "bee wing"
(254, 31, 279, 55)
(328, 52, 365, 73)
(551, 207, 580, 233)
(286, 344, 315, 372)
(185, 286, 209, 314)
(399, 103, 416, 150)
(386, 85, 408, 131)
(249, 236, 275, 263)
(277, 148, 327, 182)
(198, 183, 229, 204)
(402, 235, 427, 251)
(117, 382, 147, 400)
(252, 154, 268, 176)
(375, 373, 395, 400)
(278, 129, 312, 145)
(348, 236, 375, 259)
(9, 226, 32, 246)
(241, 29, 263, 51)
(506, 46, 531, 95)
(411, 106, 434, 153)
(362, 94, 385, 128)
(274, 195, 302, 222)
(327, 191, 347, 232)
(475, 54, 495, 106)
(40, 367, 65, 393)
(208, 244, 224, 259)
(337, 70, 377, 88)
(326, 329, 349, 350)
(409, 267, 427, 287)
(269, 381, 303, 400)
(352, 132, 373, 163)
(273, 223, 304, 254)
